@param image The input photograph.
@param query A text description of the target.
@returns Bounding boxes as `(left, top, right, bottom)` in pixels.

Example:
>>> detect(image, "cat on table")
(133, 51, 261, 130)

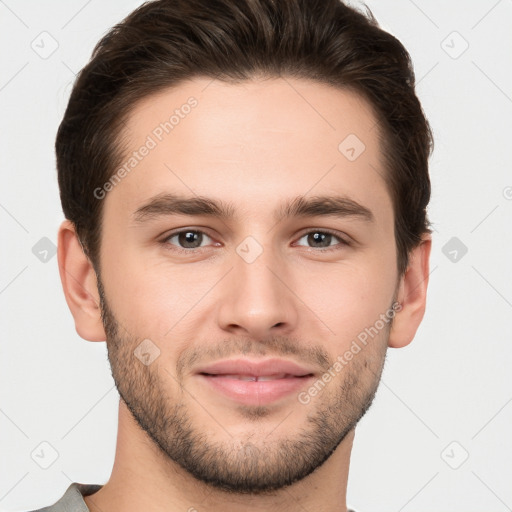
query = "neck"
(85, 400, 354, 512)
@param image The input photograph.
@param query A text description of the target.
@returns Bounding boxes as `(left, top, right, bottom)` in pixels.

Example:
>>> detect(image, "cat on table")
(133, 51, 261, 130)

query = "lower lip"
(198, 374, 314, 405)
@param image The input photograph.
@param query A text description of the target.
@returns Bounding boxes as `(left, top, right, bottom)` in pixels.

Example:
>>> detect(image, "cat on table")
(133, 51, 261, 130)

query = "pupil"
(180, 231, 201, 248)
(310, 232, 331, 247)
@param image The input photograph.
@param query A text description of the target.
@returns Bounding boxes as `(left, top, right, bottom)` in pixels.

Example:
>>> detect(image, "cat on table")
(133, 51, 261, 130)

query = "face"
(97, 77, 399, 493)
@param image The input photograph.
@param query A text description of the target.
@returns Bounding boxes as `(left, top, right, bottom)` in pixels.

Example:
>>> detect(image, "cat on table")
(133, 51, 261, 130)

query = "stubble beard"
(97, 277, 388, 495)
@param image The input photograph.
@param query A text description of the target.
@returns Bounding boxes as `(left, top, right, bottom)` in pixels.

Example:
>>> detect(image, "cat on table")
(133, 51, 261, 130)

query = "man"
(30, 0, 432, 510)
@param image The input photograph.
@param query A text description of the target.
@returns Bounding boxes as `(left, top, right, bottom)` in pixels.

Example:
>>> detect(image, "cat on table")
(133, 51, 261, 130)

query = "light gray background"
(1, 1, 511, 511)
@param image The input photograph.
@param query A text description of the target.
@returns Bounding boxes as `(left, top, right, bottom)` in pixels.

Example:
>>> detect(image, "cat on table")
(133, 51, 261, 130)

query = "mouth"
(200, 373, 312, 381)
(195, 358, 316, 405)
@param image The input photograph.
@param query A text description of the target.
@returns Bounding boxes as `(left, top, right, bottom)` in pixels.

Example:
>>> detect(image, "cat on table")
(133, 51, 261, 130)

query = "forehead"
(105, 77, 391, 225)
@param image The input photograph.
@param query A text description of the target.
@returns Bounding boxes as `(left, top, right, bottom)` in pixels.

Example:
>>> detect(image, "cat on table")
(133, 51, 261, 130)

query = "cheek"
(295, 259, 397, 347)
(100, 243, 182, 338)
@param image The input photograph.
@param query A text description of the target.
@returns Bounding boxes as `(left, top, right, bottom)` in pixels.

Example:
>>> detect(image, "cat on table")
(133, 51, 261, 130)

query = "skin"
(58, 77, 431, 512)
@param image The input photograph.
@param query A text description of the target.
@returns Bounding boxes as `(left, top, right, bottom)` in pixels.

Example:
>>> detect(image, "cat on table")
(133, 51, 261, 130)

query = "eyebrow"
(133, 193, 374, 224)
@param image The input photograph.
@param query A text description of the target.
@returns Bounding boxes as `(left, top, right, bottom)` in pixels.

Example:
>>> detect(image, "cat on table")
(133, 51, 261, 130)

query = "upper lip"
(196, 358, 315, 378)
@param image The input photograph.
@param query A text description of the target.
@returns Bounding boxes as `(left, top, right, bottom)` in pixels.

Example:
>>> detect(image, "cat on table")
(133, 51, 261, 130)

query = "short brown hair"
(56, 0, 432, 276)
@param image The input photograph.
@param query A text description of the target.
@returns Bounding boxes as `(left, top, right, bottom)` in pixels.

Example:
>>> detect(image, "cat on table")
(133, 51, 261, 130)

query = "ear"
(57, 220, 106, 342)
(388, 235, 432, 348)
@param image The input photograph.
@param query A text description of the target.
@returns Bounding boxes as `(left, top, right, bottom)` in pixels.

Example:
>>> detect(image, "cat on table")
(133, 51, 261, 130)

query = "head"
(57, 0, 432, 495)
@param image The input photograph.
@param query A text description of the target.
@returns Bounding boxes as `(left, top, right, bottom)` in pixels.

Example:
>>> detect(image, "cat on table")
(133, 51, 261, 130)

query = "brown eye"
(164, 230, 213, 250)
(295, 230, 349, 251)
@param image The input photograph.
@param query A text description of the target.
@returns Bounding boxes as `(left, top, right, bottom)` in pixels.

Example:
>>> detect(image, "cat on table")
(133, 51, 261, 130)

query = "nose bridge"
(237, 240, 281, 303)
(217, 235, 298, 336)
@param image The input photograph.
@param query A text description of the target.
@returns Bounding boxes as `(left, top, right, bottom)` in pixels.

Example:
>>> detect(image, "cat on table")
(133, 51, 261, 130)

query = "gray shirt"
(27, 483, 102, 512)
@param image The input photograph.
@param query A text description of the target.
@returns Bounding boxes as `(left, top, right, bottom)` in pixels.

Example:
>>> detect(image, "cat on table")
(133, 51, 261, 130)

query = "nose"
(216, 243, 299, 340)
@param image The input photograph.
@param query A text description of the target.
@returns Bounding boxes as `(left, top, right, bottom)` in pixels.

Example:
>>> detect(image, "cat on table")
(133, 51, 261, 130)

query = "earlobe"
(57, 220, 106, 342)
(388, 235, 432, 349)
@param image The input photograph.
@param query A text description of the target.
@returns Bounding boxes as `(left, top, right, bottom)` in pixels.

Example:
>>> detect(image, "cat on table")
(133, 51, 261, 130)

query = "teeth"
(220, 374, 257, 381)
(217, 373, 290, 381)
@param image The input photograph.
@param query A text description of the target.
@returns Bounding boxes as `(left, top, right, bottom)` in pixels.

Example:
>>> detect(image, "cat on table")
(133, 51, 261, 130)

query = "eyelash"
(160, 228, 351, 254)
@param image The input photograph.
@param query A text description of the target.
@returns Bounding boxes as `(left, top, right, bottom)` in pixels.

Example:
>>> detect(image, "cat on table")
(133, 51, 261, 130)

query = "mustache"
(176, 336, 332, 380)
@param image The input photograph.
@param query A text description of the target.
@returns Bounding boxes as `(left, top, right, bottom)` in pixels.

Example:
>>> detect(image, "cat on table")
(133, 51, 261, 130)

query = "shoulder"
(24, 482, 103, 512)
